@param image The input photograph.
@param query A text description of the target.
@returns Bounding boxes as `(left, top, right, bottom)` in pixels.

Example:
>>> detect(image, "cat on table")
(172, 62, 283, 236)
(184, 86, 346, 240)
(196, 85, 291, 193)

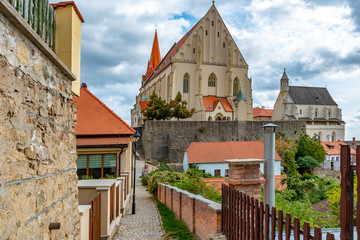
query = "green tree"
(169, 92, 195, 120)
(143, 91, 171, 120)
(297, 155, 319, 174)
(296, 134, 326, 165)
(275, 135, 299, 176)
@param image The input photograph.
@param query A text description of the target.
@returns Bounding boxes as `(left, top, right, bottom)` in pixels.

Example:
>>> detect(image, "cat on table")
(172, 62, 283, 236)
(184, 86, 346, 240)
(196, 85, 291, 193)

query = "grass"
(155, 199, 197, 240)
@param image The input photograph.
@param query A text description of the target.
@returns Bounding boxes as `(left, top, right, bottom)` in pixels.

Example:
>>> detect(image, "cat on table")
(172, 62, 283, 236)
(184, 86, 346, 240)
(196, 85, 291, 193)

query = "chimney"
(353, 137, 356, 146)
(52, 2, 84, 97)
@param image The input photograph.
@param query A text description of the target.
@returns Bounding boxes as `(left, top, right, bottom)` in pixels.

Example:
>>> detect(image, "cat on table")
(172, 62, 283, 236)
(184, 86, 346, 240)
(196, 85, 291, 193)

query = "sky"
(55, 0, 360, 140)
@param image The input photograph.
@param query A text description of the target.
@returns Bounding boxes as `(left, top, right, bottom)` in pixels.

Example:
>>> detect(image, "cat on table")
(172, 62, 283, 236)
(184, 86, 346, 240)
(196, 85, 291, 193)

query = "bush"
(141, 175, 148, 186)
(148, 171, 184, 194)
(297, 155, 319, 174)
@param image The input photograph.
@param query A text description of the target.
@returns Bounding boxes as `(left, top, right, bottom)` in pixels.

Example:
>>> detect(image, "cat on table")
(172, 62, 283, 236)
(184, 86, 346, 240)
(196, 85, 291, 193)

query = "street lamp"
(132, 130, 141, 214)
(262, 123, 279, 210)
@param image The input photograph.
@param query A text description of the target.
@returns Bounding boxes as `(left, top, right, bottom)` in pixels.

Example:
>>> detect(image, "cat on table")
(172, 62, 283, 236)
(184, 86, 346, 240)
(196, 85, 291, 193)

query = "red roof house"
(75, 83, 135, 179)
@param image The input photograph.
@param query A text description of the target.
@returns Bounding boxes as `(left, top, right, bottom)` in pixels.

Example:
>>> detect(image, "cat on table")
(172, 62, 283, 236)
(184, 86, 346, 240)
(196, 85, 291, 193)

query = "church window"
(206, 30, 208, 36)
(300, 109, 302, 114)
(193, 48, 195, 53)
(233, 77, 239, 96)
(217, 32, 219, 37)
(332, 131, 336, 141)
(315, 108, 318, 118)
(183, 73, 189, 93)
(223, 42, 225, 48)
(208, 116, 212, 121)
(208, 73, 216, 87)
(212, 21, 214, 26)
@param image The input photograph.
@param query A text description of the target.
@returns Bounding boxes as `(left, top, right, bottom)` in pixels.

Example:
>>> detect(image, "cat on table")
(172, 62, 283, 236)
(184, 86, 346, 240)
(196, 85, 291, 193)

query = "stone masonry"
(0, 3, 80, 239)
(137, 120, 306, 163)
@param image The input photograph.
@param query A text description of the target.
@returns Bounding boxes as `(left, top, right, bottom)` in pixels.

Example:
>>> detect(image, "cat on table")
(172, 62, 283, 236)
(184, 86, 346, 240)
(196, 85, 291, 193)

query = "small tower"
(280, 68, 289, 92)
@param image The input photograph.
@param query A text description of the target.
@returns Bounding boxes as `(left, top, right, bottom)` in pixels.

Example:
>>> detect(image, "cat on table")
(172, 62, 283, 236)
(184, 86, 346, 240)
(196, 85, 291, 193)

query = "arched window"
(208, 116, 212, 121)
(208, 73, 216, 87)
(215, 113, 223, 120)
(227, 117, 231, 120)
(318, 131, 322, 141)
(183, 73, 189, 93)
(332, 132, 336, 142)
(233, 77, 239, 96)
(315, 108, 318, 118)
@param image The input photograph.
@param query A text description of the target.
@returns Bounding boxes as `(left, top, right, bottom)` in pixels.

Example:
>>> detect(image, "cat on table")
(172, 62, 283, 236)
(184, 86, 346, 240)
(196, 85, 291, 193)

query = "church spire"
(280, 68, 289, 92)
(143, 30, 161, 81)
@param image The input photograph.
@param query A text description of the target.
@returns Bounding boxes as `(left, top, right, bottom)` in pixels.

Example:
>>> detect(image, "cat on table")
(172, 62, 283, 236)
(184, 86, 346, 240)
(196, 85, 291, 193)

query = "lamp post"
(132, 130, 141, 214)
(262, 123, 279, 210)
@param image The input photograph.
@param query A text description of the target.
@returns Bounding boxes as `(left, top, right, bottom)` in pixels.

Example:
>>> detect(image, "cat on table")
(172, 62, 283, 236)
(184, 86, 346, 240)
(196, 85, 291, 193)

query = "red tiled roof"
(77, 137, 130, 147)
(253, 107, 273, 118)
(51, 1, 85, 23)
(186, 141, 281, 164)
(75, 85, 135, 135)
(140, 101, 149, 112)
(321, 141, 356, 155)
(203, 96, 233, 112)
(143, 23, 198, 85)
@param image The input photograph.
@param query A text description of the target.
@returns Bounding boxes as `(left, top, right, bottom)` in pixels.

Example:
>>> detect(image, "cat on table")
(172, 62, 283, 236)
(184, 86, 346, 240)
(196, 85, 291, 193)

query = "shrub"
(199, 126, 206, 133)
(297, 155, 319, 174)
(148, 171, 184, 194)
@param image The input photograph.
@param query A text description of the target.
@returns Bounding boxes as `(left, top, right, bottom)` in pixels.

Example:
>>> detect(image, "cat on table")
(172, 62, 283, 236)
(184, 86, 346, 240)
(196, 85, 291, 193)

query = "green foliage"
(186, 166, 213, 178)
(143, 91, 171, 120)
(275, 135, 299, 176)
(159, 162, 172, 171)
(80, 175, 93, 180)
(169, 92, 195, 120)
(199, 126, 206, 133)
(172, 175, 221, 203)
(156, 199, 197, 240)
(296, 134, 326, 165)
(297, 155, 319, 174)
(141, 175, 148, 186)
(147, 171, 184, 194)
(104, 174, 117, 179)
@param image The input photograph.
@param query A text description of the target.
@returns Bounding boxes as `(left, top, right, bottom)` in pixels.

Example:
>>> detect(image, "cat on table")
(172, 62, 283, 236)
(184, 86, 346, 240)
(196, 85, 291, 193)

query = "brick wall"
(158, 184, 221, 240)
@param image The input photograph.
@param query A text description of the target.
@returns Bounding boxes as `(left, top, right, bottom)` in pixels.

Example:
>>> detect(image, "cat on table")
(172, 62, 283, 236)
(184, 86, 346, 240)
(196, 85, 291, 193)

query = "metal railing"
(7, 0, 55, 50)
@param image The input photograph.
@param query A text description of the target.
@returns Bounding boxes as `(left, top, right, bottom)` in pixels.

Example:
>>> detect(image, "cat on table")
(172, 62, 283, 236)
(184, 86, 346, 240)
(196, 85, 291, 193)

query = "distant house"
(75, 83, 135, 179)
(320, 141, 356, 171)
(253, 107, 273, 121)
(272, 69, 345, 141)
(344, 137, 360, 152)
(183, 141, 282, 177)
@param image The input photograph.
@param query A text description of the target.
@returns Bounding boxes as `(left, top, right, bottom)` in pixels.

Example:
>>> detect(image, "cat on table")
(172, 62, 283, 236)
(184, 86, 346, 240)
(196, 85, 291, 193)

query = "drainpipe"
(262, 123, 279, 209)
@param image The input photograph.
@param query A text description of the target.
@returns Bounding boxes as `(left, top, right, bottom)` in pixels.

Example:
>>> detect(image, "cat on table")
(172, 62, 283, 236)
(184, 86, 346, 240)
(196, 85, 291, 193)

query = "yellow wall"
(54, 5, 82, 96)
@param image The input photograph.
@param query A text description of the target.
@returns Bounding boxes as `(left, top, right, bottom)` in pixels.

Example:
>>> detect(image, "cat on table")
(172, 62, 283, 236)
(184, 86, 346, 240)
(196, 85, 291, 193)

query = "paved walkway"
(114, 160, 164, 240)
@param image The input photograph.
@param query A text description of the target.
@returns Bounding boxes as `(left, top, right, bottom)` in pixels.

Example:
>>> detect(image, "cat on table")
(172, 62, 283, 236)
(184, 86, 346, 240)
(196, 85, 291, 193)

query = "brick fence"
(157, 183, 222, 240)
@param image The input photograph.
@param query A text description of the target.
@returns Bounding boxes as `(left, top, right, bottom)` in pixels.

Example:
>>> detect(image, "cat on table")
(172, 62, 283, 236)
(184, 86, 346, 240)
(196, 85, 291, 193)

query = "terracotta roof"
(321, 141, 356, 155)
(77, 137, 130, 147)
(140, 101, 149, 112)
(253, 107, 273, 118)
(51, 1, 85, 23)
(186, 141, 281, 164)
(203, 96, 233, 112)
(75, 84, 135, 135)
(143, 23, 198, 85)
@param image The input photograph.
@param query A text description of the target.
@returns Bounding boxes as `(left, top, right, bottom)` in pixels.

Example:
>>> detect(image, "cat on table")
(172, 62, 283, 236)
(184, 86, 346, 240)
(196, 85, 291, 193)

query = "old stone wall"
(0, 5, 79, 240)
(139, 120, 306, 163)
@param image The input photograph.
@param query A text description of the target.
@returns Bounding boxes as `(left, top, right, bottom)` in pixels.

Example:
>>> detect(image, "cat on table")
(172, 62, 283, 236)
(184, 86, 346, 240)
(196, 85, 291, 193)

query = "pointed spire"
(281, 68, 289, 80)
(234, 89, 246, 102)
(144, 30, 161, 81)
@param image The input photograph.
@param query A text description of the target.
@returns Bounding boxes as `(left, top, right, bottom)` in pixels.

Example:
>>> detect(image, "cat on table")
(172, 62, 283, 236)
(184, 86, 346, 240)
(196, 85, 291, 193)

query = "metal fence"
(7, 0, 55, 50)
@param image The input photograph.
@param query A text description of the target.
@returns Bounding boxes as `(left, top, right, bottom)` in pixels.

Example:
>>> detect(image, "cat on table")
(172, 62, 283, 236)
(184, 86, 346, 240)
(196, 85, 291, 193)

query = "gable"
(174, 5, 247, 67)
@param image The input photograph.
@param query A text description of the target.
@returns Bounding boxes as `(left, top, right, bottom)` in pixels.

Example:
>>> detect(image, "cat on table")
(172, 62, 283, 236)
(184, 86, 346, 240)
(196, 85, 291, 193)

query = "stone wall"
(138, 120, 306, 163)
(0, 3, 80, 239)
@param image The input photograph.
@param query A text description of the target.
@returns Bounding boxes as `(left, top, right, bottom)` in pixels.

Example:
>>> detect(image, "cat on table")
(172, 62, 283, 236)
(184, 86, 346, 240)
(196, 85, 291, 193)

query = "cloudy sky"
(59, 0, 360, 139)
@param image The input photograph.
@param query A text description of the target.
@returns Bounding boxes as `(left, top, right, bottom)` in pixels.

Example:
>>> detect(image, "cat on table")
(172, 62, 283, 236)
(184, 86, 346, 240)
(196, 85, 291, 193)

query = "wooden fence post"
(340, 145, 353, 240)
(356, 145, 360, 240)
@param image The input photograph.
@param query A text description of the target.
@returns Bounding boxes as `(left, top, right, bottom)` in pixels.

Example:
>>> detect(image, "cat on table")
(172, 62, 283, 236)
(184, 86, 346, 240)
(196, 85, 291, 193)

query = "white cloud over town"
(52, 0, 360, 139)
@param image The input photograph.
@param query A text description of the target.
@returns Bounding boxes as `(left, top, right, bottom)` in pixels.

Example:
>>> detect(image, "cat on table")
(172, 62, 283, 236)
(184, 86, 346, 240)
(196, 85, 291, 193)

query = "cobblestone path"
(114, 160, 164, 240)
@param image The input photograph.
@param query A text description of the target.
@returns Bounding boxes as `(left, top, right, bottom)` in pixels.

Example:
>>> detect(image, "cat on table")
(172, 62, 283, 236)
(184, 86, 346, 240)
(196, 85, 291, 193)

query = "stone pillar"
(224, 159, 266, 199)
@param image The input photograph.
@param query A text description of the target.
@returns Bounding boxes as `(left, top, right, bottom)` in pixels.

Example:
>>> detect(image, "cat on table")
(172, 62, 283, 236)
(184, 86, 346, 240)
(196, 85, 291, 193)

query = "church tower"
(280, 68, 289, 92)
